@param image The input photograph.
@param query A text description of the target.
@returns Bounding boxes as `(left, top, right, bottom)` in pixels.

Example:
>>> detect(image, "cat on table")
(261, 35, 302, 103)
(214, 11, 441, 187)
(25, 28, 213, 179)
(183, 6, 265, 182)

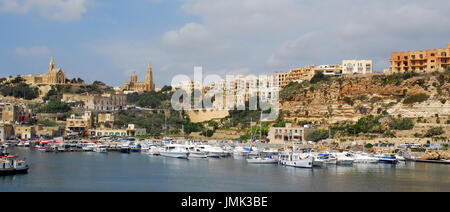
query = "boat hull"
(207, 152, 222, 158)
(0, 167, 29, 176)
(120, 147, 131, 153)
(160, 152, 189, 159)
(247, 158, 278, 164)
(189, 152, 208, 158)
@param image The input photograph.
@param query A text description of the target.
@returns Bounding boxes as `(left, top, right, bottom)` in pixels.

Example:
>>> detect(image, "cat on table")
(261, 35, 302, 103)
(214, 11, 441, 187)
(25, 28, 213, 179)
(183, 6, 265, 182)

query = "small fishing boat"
(0, 148, 29, 176)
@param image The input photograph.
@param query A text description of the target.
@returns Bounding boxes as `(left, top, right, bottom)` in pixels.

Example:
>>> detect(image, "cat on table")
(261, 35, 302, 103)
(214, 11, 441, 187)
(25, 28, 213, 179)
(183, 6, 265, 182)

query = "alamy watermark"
(170, 67, 279, 121)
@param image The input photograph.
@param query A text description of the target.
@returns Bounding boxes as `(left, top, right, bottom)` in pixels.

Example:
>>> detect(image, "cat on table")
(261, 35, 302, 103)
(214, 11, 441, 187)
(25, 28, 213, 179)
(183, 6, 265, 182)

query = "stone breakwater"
(421, 150, 450, 160)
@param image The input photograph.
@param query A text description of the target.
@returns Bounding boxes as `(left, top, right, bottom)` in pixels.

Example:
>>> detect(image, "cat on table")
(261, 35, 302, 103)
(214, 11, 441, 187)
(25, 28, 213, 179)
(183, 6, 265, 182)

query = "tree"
(310, 71, 328, 84)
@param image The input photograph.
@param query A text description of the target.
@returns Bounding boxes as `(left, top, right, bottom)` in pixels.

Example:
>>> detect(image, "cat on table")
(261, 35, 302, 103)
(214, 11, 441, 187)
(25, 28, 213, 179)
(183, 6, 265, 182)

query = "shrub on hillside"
(403, 93, 429, 104)
(424, 127, 444, 138)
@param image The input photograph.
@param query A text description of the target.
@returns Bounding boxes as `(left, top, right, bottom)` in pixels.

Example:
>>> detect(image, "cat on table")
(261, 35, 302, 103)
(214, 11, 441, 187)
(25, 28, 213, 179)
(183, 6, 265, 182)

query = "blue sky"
(1, 0, 450, 87)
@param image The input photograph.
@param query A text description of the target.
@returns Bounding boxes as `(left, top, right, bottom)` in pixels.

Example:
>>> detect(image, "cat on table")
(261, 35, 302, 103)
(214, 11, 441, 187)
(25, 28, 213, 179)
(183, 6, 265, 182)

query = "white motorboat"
(147, 146, 161, 156)
(197, 145, 225, 158)
(279, 151, 314, 168)
(160, 144, 189, 159)
(334, 153, 354, 165)
(377, 154, 398, 164)
(186, 145, 208, 158)
(93, 144, 108, 153)
(82, 143, 96, 151)
(395, 155, 406, 162)
(352, 153, 379, 163)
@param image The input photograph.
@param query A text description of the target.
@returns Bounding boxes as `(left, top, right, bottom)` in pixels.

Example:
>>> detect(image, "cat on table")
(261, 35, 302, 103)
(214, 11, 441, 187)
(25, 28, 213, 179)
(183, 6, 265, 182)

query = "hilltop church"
(121, 61, 155, 92)
(23, 56, 66, 85)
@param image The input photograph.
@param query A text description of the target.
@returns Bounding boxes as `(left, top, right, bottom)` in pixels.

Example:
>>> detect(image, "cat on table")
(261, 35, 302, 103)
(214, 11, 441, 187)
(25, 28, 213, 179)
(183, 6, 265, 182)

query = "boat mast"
(164, 115, 167, 137)
(259, 110, 262, 142)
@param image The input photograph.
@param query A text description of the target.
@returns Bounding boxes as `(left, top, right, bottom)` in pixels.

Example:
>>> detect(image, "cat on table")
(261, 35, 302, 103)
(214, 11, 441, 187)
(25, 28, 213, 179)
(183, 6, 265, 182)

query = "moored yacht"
(334, 153, 354, 165)
(352, 153, 379, 163)
(197, 145, 225, 158)
(160, 144, 189, 159)
(377, 154, 398, 164)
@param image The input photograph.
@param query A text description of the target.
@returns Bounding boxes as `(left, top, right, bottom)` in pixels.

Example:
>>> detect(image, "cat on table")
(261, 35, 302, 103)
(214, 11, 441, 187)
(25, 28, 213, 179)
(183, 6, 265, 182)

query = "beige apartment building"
(268, 123, 314, 144)
(62, 93, 127, 111)
(65, 111, 92, 135)
(15, 125, 36, 140)
(0, 123, 14, 142)
(0, 103, 20, 124)
(273, 64, 343, 88)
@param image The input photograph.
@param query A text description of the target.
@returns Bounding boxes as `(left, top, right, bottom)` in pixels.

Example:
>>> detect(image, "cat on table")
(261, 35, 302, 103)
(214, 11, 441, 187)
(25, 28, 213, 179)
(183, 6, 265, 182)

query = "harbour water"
(1, 148, 449, 192)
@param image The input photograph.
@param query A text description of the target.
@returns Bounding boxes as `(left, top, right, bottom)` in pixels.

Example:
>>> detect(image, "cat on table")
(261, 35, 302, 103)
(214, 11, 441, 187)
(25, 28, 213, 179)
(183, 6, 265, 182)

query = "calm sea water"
(1, 148, 449, 192)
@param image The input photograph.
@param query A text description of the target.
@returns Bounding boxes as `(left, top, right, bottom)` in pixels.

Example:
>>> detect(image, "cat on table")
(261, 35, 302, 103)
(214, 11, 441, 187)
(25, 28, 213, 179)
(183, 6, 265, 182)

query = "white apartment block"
(342, 60, 373, 74)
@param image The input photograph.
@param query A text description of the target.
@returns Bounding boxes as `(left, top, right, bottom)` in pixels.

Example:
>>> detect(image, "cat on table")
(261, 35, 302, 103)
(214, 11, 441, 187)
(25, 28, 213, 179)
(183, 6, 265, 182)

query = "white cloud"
(0, 0, 90, 21)
(182, 0, 304, 34)
(162, 22, 231, 53)
(14, 46, 51, 57)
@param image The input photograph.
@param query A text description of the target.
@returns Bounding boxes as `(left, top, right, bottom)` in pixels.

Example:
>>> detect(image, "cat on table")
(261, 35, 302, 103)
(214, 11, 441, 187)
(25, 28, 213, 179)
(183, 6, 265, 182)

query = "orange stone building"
(389, 43, 450, 73)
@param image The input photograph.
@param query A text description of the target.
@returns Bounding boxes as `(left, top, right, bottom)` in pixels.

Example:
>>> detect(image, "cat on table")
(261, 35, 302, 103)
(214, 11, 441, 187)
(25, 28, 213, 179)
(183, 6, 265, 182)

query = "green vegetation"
(127, 89, 174, 109)
(403, 93, 429, 104)
(424, 127, 444, 138)
(379, 71, 417, 86)
(115, 110, 186, 137)
(36, 100, 71, 113)
(37, 119, 59, 127)
(280, 82, 307, 101)
(353, 95, 368, 101)
(0, 77, 39, 100)
(75, 81, 114, 94)
(306, 129, 329, 142)
(43, 85, 73, 101)
(310, 71, 329, 84)
(364, 143, 373, 149)
(389, 118, 414, 130)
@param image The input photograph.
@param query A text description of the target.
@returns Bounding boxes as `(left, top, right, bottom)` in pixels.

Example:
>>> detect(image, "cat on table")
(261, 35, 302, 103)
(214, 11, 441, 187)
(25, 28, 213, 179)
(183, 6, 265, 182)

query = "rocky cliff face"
(281, 72, 450, 124)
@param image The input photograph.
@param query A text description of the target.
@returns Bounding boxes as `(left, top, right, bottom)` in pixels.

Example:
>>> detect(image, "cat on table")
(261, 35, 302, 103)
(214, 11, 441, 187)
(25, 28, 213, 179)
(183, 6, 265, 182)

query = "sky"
(1, 0, 450, 88)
